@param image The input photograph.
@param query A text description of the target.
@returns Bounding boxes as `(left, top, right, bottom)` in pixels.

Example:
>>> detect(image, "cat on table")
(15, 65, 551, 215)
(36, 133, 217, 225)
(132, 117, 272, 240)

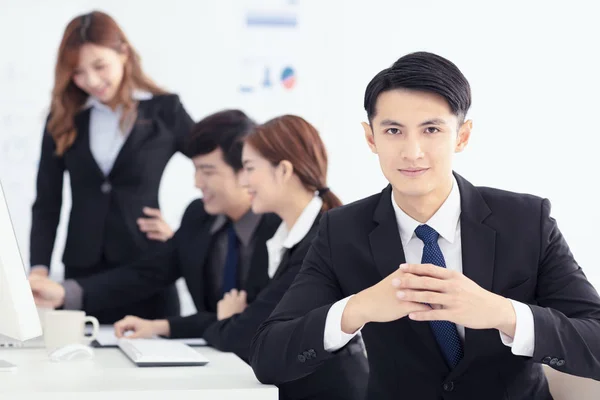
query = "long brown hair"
(48, 11, 166, 155)
(245, 115, 342, 211)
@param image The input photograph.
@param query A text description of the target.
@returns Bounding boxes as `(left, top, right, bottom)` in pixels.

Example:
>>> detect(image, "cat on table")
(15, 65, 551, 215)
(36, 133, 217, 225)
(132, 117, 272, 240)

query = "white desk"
(0, 347, 278, 400)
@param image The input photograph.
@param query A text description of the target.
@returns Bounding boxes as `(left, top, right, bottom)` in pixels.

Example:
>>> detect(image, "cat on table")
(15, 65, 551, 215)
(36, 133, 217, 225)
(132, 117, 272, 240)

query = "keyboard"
(117, 338, 210, 367)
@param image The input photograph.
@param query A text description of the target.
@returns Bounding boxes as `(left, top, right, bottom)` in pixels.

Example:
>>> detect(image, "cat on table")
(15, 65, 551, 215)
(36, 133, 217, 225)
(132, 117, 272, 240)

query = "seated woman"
(201, 115, 369, 400)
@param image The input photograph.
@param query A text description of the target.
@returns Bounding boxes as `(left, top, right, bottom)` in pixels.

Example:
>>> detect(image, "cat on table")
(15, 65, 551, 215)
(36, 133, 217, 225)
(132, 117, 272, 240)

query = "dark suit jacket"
(75, 199, 281, 338)
(250, 173, 600, 400)
(31, 94, 194, 269)
(204, 215, 369, 400)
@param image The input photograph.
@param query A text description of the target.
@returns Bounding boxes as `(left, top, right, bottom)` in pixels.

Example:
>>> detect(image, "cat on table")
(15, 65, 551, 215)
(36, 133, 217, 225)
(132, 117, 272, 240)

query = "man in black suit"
(250, 52, 600, 399)
(30, 110, 280, 339)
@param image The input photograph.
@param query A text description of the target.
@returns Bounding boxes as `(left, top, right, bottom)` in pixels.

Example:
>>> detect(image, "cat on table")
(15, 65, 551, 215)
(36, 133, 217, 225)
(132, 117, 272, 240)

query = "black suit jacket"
(76, 199, 281, 338)
(250, 173, 600, 400)
(31, 94, 194, 269)
(204, 215, 368, 400)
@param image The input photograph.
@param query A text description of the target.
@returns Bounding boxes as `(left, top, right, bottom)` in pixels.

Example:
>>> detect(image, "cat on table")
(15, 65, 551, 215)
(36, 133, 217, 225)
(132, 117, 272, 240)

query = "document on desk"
(91, 325, 207, 347)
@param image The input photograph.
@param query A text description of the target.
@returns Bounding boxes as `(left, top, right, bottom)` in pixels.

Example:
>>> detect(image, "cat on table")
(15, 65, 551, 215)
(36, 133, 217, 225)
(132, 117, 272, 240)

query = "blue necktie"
(221, 223, 239, 296)
(414, 224, 464, 368)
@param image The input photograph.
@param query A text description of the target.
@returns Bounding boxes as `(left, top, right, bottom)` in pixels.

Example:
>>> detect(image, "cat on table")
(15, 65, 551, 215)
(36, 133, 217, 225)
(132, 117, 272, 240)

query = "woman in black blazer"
(29, 11, 193, 323)
(206, 115, 368, 400)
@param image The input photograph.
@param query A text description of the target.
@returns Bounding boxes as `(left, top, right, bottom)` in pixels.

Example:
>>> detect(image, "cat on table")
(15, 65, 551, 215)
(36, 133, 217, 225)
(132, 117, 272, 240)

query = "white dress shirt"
(323, 177, 535, 358)
(86, 90, 153, 176)
(30, 90, 153, 273)
(266, 196, 323, 278)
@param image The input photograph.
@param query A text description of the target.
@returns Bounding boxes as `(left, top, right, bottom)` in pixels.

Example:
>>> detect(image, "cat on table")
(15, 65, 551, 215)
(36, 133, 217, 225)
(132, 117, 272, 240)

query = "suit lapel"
(455, 173, 495, 294)
(449, 173, 496, 379)
(369, 186, 449, 374)
(181, 214, 214, 312)
(369, 186, 407, 279)
(73, 109, 106, 180)
(272, 217, 320, 281)
(272, 249, 292, 281)
(244, 215, 275, 301)
(109, 100, 155, 178)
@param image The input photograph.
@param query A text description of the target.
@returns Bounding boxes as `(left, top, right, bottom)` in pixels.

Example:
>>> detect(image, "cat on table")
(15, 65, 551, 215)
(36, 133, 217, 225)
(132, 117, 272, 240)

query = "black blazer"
(30, 94, 194, 269)
(204, 214, 368, 400)
(251, 173, 600, 400)
(75, 199, 281, 338)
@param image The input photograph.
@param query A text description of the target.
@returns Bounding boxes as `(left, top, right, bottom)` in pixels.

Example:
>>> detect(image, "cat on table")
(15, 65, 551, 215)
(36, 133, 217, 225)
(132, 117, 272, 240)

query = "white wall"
(1, 1, 599, 394)
(1, 0, 599, 297)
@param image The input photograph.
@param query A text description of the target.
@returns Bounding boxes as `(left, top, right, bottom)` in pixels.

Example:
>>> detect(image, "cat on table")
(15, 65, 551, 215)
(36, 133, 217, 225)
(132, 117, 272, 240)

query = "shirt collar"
(84, 96, 109, 111)
(280, 196, 322, 249)
(83, 89, 153, 110)
(391, 176, 461, 246)
(209, 208, 262, 247)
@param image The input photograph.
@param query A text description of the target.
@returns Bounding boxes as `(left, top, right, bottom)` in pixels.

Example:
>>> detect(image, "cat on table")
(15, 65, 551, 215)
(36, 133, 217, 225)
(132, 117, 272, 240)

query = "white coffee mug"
(36, 307, 52, 333)
(43, 310, 99, 352)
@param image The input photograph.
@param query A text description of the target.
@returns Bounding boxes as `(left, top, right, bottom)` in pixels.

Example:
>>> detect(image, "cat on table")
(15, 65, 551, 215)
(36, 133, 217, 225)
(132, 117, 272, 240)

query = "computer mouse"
(48, 343, 95, 362)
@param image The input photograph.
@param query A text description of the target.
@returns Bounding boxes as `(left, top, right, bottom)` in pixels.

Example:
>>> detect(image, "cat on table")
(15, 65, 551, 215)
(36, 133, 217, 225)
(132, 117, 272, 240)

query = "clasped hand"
(394, 264, 515, 335)
(343, 264, 515, 337)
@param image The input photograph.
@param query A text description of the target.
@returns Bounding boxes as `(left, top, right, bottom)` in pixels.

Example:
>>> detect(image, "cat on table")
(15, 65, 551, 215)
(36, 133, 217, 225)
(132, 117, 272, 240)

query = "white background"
(1, 0, 598, 316)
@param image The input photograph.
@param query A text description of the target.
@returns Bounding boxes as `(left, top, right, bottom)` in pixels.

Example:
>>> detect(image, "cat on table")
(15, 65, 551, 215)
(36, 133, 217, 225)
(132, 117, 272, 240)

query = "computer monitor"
(0, 180, 42, 343)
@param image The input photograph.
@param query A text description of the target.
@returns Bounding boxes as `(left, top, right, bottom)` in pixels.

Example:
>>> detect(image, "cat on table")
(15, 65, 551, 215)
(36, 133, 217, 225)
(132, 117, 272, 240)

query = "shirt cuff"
(62, 280, 84, 310)
(499, 299, 535, 357)
(30, 265, 49, 273)
(323, 295, 363, 352)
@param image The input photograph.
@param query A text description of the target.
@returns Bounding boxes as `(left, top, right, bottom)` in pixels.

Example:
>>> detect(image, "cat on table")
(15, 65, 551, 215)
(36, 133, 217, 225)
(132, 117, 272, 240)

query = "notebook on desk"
(117, 338, 210, 367)
(91, 325, 207, 347)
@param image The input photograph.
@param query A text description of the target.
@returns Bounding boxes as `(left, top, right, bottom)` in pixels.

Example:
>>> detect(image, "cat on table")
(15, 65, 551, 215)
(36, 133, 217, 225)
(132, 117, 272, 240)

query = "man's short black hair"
(185, 109, 256, 171)
(364, 52, 472, 123)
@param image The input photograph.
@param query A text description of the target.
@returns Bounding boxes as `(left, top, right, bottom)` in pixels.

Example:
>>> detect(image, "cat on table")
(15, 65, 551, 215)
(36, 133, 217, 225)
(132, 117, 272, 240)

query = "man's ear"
(455, 119, 472, 153)
(363, 122, 377, 154)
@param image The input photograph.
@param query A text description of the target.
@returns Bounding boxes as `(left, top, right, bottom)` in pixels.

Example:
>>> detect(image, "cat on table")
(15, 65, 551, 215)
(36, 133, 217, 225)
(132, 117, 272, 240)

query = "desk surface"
(0, 347, 277, 400)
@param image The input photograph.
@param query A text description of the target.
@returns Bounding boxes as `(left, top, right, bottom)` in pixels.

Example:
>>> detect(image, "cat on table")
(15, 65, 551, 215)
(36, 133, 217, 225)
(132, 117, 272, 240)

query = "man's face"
(192, 148, 248, 215)
(364, 89, 471, 200)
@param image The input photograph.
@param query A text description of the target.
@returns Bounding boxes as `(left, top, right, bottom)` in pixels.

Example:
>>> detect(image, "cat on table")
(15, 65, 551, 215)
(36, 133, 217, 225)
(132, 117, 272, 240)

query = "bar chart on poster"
(234, 0, 333, 127)
(237, 1, 299, 96)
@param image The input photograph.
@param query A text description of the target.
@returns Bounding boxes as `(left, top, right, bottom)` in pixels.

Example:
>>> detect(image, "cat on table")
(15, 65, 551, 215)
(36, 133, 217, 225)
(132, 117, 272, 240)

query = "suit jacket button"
(308, 349, 316, 357)
(556, 359, 565, 367)
(550, 358, 559, 366)
(542, 356, 552, 364)
(297, 355, 306, 363)
(443, 381, 454, 392)
(101, 182, 112, 194)
(303, 351, 310, 359)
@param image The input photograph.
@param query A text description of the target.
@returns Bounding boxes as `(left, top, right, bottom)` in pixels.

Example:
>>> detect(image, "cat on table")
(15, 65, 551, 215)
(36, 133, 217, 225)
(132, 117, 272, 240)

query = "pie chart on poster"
(281, 67, 296, 89)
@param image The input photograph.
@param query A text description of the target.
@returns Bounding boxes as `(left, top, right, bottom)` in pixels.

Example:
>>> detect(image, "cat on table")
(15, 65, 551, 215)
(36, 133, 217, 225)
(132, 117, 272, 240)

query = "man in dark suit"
(250, 52, 600, 400)
(30, 110, 280, 339)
